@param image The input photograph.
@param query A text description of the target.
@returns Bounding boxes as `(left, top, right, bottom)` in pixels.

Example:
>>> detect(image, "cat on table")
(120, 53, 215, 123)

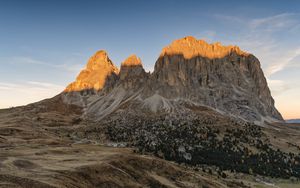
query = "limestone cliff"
(151, 36, 282, 122)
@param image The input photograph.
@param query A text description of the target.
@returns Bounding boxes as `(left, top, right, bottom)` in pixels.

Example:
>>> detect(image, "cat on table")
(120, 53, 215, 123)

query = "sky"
(0, 0, 299, 119)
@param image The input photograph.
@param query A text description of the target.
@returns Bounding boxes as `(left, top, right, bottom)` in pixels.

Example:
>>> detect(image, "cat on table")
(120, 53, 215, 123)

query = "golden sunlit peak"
(121, 54, 143, 67)
(64, 50, 119, 92)
(183, 36, 197, 41)
(94, 50, 108, 56)
(161, 36, 249, 59)
(86, 50, 118, 72)
(89, 50, 109, 61)
(87, 50, 109, 65)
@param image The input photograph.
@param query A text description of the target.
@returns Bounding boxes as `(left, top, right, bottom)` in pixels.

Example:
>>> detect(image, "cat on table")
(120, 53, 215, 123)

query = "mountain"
(62, 36, 283, 124)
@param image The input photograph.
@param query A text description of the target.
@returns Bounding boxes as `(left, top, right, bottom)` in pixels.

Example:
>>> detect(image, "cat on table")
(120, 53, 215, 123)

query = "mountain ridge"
(62, 36, 283, 123)
(160, 36, 248, 59)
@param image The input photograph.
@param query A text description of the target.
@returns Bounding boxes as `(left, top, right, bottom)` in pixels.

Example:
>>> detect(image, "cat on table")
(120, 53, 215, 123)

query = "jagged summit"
(160, 36, 248, 59)
(64, 50, 119, 92)
(121, 55, 142, 67)
(86, 50, 111, 69)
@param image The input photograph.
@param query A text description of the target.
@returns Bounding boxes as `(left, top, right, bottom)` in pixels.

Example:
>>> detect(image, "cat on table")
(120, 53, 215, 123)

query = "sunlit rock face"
(160, 36, 248, 59)
(64, 50, 119, 92)
(62, 37, 283, 123)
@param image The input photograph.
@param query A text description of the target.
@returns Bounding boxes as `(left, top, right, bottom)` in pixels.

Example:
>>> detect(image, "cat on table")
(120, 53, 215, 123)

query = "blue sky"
(0, 0, 299, 119)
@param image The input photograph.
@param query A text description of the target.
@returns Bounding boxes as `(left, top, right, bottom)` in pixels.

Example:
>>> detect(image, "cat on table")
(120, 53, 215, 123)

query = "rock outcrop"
(119, 55, 148, 89)
(62, 36, 283, 123)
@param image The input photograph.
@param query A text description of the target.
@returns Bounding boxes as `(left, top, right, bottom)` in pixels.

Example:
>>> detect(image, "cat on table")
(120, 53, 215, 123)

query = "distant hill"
(286, 119, 300, 123)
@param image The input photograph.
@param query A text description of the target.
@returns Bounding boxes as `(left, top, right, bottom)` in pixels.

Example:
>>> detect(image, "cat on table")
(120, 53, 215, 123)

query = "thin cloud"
(26, 81, 64, 88)
(213, 14, 246, 25)
(0, 82, 19, 90)
(265, 48, 300, 76)
(9, 56, 84, 74)
(11, 56, 50, 66)
(215, 13, 300, 77)
(56, 63, 83, 73)
(0, 81, 64, 92)
(196, 30, 217, 43)
(214, 12, 300, 97)
(0, 81, 64, 108)
(267, 79, 290, 96)
(249, 13, 298, 31)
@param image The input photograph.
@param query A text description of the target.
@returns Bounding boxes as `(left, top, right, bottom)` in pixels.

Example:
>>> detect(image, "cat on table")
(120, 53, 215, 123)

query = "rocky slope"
(62, 36, 283, 123)
(0, 104, 249, 188)
(1, 98, 299, 187)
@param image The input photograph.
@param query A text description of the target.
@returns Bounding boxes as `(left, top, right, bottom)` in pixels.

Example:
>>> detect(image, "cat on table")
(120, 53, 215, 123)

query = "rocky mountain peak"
(86, 50, 117, 71)
(160, 36, 248, 59)
(64, 50, 119, 92)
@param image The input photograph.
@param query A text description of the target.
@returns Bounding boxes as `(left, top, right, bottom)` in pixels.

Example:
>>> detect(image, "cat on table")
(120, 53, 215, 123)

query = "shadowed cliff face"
(62, 36, 283, 123)
(119, 55, 149, 89)
(151, 52, 282, 122)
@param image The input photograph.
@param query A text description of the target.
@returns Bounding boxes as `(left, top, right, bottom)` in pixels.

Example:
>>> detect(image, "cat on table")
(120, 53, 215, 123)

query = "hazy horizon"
(0, 0, 299, 119)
